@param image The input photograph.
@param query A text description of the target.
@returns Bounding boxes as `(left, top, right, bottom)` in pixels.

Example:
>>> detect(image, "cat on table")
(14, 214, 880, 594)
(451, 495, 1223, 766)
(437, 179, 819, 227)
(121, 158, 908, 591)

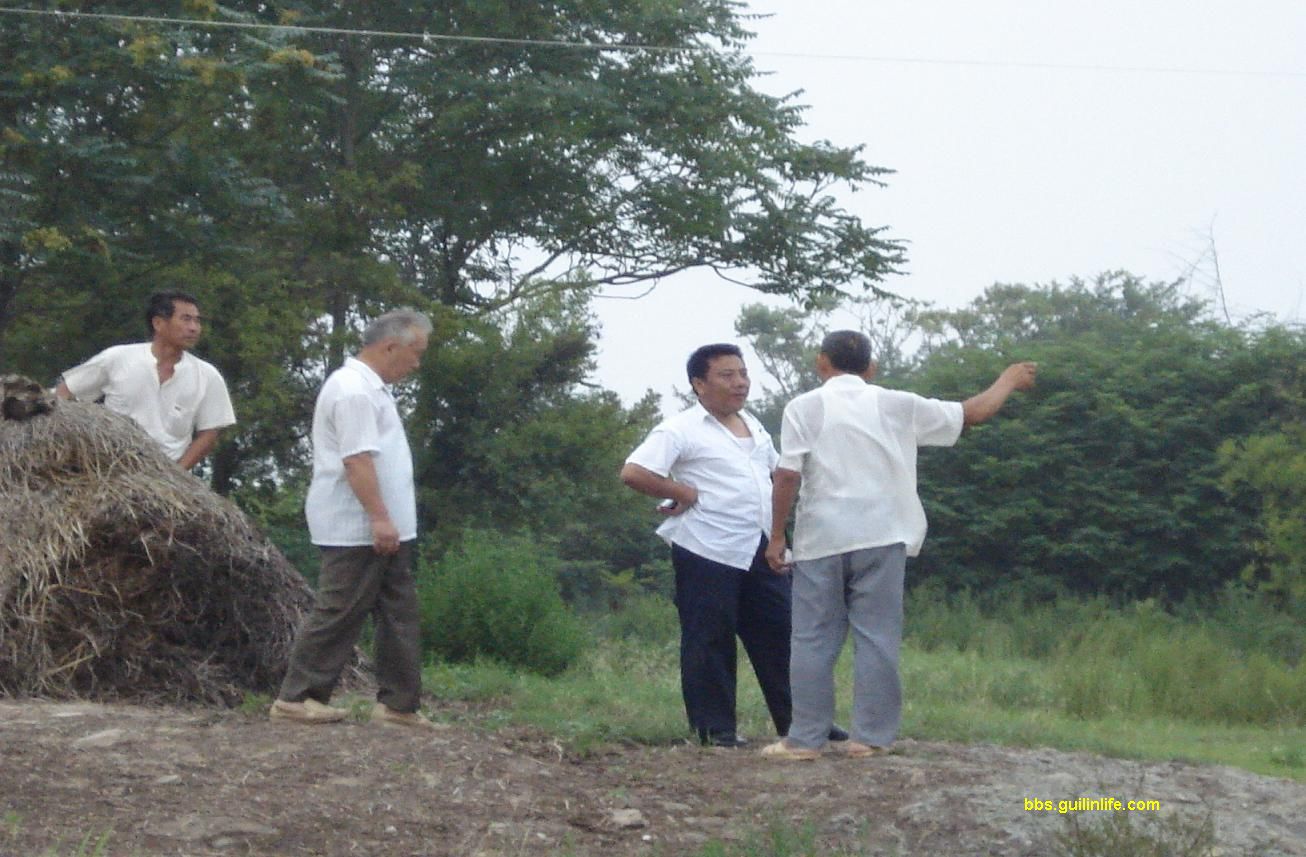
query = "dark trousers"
(278, 542, 423, 713)
(672, 537, 793, 738)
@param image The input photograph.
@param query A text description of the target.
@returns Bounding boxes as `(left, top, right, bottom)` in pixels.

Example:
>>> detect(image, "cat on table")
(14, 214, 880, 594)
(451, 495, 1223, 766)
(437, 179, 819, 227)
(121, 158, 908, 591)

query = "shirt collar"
(823, 373, 869, 389)
(689, 400, 759, 431)
(345, 356, 386, 390)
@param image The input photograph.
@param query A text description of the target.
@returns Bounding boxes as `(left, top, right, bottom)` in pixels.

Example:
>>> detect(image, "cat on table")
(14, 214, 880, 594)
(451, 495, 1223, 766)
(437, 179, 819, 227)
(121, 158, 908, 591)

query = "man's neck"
(151, 340, 185, 366)
(354, 349, 389, 383)
(702, 403, 750, 437)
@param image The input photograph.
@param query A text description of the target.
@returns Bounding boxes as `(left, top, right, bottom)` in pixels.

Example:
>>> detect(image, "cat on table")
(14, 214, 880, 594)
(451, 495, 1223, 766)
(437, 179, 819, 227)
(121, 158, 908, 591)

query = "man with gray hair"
(272, 308, 436, 728)
(761, 330, 1036, 759)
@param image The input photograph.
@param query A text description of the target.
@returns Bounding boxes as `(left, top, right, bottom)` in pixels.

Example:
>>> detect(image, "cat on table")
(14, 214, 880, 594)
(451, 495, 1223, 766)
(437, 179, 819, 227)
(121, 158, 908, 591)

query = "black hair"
(145, 290, 201, 337)
(820, 330, 872, 373)
(686, 343, 743, 384)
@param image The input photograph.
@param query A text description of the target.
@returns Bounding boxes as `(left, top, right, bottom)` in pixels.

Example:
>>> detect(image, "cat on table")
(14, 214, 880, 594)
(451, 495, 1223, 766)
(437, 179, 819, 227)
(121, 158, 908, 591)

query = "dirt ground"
(2, 698, 1304, 857)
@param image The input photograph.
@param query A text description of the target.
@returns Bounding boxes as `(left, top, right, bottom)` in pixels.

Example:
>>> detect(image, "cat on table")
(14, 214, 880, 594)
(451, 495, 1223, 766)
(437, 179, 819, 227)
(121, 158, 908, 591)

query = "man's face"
(380, 331, 429, 384)
(153, 301, 202, 351)
(692, 354, 750, 416)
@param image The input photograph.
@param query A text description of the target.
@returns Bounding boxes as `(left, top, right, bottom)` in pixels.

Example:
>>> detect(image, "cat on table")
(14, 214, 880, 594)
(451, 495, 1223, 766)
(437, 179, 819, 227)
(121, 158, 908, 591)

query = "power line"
(1, 5, 1303, 79)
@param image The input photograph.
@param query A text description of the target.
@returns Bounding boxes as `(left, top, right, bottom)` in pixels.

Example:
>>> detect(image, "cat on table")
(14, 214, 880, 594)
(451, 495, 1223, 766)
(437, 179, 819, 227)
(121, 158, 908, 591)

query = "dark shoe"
(828, 725, 850, 742)
(698, 730, 749, 748)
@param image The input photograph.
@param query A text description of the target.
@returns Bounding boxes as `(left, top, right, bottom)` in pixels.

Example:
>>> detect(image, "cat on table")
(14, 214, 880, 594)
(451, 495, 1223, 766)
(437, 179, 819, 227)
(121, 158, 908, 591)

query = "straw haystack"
(0, 377, 312, 704)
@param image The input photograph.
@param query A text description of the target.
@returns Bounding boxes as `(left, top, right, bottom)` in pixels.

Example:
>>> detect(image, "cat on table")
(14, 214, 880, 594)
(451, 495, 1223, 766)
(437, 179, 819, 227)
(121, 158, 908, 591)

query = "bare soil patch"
(2, 699, 1304, 856)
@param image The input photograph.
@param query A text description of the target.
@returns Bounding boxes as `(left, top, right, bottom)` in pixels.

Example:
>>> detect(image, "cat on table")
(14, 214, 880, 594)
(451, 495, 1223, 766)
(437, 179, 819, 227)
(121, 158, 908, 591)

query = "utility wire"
(1, 4, 1303, 79)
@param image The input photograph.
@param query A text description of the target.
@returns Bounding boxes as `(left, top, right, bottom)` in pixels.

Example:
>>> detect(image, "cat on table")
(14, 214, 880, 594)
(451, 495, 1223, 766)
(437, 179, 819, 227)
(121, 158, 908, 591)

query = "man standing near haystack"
(56, 291, 235, 470)
(271, 309, 435, 729)
(761, 330, 1036, 760)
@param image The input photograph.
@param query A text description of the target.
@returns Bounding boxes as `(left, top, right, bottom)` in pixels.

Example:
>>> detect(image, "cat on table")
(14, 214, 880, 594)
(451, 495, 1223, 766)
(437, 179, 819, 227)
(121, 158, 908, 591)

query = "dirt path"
(2, 699, 1303, 856)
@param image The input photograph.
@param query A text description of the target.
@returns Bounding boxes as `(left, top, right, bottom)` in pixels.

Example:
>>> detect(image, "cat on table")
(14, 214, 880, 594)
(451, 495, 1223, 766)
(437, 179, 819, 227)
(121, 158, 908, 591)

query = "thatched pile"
(0, 389, 312, 705)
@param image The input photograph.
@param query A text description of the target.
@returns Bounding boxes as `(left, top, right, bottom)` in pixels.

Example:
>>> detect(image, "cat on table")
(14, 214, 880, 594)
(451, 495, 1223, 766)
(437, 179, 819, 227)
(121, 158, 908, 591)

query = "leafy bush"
(417, 530, 587, 676)
(596, 593, 680, 645)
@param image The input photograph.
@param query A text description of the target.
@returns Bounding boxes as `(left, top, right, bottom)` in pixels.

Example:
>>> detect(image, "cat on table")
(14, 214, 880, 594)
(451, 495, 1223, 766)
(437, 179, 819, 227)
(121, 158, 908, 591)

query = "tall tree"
(4, 0, 906, 492)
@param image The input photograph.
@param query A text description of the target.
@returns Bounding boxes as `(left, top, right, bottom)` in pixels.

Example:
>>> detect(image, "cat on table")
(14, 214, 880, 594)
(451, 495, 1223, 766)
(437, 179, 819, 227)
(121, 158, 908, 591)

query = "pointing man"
(762, 330, 1036, 760)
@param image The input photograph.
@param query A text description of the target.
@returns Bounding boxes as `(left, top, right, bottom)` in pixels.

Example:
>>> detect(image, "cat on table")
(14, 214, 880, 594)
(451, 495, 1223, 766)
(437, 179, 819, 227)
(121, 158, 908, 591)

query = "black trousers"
(672, 536, 793, 738)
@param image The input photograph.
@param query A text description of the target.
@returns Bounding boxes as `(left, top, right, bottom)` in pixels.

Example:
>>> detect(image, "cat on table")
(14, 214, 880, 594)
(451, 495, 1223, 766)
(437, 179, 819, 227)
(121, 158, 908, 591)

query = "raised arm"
(962, 362, 1038, 427)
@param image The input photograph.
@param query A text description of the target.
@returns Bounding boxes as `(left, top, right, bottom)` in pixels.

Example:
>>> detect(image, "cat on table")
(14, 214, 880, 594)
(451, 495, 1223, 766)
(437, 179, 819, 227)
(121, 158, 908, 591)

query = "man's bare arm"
(177, 428, 221, 471)
(962, 362, 1038, 427)
(343, 452, 399, 555)
(765, 467, 802, 572)
(619, 462, 698, 515)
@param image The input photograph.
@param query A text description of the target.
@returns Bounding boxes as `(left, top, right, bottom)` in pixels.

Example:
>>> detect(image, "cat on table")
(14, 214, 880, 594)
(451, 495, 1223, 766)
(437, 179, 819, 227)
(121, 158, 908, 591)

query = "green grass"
(418, 590, 1306, 779)
(690, 821, 877, 857)
(3, 813, 120, 857)
(902, 647, 1306, 779)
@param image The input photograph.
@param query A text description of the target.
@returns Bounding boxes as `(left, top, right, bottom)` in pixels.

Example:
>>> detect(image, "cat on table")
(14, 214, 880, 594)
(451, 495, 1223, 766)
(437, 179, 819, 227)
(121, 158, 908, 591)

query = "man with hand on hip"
(621, 343, 848, 749)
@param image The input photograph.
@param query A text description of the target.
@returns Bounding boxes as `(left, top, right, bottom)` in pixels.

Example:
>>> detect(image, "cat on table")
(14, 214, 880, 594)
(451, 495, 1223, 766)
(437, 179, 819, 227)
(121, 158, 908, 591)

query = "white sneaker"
(269, 698, 347, 724)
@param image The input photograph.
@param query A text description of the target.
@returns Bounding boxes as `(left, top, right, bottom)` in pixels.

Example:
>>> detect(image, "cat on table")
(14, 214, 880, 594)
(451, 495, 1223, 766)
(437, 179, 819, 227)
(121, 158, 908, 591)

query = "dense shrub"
(596, 594, 680, 646)
(417, 530, 587, 676)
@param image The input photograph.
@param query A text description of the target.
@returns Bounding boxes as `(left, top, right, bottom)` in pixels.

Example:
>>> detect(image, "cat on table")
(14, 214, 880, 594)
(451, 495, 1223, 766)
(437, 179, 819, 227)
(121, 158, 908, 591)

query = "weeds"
(1051, 810, 1220, 857)
(692, 821, 874, 857)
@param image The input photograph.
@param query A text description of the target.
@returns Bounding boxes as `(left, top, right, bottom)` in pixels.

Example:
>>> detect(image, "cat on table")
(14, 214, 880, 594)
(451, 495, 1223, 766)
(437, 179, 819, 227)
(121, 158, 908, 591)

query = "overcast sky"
(592, 0, 1306, 408)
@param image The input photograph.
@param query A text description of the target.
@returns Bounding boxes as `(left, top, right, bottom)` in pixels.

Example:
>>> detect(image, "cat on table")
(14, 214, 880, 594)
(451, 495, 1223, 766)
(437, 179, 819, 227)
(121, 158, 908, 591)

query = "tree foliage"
(2, 0, 905, 495)
(409, 291, 665, 584)
(740, 273, 1306, 604)
(910, 274, 1303, 601)
(1218, 329, 1306, 607)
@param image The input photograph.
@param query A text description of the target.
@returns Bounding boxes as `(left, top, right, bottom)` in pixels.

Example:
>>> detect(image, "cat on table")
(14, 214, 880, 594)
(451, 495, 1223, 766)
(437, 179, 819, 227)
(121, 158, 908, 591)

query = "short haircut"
(145, 290, 200, 337)
(821, 330, 872, 373)
(686, 343, 743, 384)
(362, 308, 434, 347)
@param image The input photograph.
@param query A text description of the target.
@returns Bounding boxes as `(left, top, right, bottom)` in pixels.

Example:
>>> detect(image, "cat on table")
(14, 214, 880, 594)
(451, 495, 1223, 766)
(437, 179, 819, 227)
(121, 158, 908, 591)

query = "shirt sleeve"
(625, 421, 683, 477)
(60, 351, 112, 401)
(194, 365, 237, 431)
(332, 392, 382, 459)
(776, 398, 815, 472)
(913, 397, 965, 447)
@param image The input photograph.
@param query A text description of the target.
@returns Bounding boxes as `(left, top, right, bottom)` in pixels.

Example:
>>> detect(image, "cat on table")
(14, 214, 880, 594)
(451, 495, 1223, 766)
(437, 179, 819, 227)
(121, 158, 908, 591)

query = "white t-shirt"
(778, 374, 964, 560)
(626, 402, 778, 570)
(304, 357, 417, 547)
(61, 342, 236, 461)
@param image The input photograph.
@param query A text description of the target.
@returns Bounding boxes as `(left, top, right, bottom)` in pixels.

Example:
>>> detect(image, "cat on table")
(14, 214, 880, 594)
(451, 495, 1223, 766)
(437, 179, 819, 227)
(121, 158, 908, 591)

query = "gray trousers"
(787, 543, 906, 749)
(278, 542, 423, 713)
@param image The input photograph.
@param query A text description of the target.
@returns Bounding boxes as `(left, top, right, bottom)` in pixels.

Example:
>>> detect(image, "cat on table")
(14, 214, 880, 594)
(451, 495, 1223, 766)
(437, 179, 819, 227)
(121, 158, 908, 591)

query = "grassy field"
(421, 588, 1306, 781)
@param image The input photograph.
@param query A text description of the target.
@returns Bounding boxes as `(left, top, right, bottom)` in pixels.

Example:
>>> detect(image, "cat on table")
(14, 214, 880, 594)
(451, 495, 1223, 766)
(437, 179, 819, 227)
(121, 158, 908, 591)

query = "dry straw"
(0, 390, 311, 704)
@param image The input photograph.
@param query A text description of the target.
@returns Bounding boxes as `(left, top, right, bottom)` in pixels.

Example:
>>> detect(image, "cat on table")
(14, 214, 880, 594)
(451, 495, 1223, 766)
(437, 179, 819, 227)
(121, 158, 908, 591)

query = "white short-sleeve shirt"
(626, 402, 778, 570)
(61, 342, 236, 461)
(304, 357, 418, 546)
(778, 374, 964, 560)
